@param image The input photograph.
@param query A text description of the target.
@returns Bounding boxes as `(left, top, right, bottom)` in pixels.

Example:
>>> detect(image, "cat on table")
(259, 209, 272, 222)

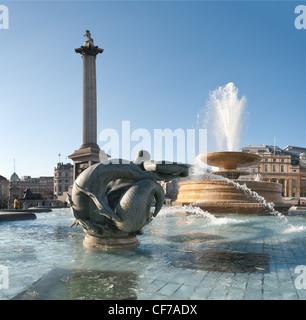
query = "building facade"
(9, 175, 54, 202)
(54, 163, 73, 198)
(0, 175, 9, 207)
(241, 145, 306, 197)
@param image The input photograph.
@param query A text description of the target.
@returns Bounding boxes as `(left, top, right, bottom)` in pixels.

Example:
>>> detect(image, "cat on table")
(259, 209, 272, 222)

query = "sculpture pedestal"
(83, 234, 139, 250)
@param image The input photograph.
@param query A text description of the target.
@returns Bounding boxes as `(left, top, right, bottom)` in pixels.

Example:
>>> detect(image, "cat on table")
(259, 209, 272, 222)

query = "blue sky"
(0, 0, 306, 179)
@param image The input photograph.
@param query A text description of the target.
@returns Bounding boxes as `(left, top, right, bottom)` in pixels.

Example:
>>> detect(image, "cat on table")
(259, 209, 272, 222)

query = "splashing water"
(193, 170, 306, 233)
(205, 82, 247, 152)
(221, 178, 305, 232)
(282, 224, 306, 234)
(226, 178, 283, 217)
(254, 173, 262, 181)
(194, 170, 286, 218)
(158, 204, 241, 225)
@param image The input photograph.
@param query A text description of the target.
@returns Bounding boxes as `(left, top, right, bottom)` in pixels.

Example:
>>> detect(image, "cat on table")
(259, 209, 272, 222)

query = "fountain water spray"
(221, 177, 284, 218)
(158, 204, 241, 225)
(205, 82, 246, 152)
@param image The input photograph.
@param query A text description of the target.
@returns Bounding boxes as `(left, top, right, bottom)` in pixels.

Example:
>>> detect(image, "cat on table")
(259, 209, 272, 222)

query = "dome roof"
(10, 172, 20, 181)
(0, 175, 7, 181)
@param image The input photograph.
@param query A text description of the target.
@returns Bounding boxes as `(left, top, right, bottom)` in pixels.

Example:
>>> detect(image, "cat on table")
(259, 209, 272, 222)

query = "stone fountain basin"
(199, 152, 262, 170)
(173, 179, 290, 215)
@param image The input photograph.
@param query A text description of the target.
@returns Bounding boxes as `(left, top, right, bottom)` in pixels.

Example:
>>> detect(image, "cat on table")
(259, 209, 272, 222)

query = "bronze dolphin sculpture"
(67, 152, 189, 237)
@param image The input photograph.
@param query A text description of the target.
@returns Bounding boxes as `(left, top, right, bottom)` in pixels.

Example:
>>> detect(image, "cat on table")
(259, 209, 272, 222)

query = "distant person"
(298, 198, 301, 206)
(14, 197, 20, 209)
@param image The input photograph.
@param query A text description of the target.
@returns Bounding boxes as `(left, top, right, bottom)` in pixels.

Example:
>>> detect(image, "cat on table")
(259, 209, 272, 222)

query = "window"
(273, 159, 276, 163)
(281, 159, 284, 163)
(273, 165, 276, 172)
(265, 165, 268, 172)
(281, 165, 284, 172)
(265, 159, 268, 162)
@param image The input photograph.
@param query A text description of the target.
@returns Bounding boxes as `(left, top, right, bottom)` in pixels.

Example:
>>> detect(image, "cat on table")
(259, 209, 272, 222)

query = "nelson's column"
(69, 30, 107, 181)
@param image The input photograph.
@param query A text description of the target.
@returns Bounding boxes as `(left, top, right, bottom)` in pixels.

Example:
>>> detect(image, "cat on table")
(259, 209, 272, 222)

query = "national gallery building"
(241, 145, 306, 198)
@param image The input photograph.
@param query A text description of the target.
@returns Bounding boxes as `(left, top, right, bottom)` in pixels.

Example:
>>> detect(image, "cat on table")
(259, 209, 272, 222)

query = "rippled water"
(0, 207, 305, 300)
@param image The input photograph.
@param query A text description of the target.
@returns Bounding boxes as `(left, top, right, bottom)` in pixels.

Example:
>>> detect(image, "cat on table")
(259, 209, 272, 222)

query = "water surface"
(0, 207, 305, 300)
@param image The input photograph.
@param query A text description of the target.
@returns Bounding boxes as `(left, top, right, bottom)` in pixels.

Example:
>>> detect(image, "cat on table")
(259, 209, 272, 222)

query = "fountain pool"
(0, 207, 305, 300)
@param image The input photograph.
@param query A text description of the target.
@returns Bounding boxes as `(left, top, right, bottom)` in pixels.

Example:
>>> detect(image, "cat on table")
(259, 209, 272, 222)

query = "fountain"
(173, 151, 287, 214)
(173, 83, 288, 215)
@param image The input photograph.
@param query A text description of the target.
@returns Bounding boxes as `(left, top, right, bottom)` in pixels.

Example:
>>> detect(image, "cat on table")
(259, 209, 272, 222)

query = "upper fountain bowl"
(199, 151, 262, 170)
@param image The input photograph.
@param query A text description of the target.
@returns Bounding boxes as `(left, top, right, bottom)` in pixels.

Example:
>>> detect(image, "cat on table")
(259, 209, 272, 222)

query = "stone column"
(288, 179, 293, 197)
(284, 179, 288, 197)
(297, 178, 301, 197)
(75, 31, 103, 148)
(69, 31, 105, 181)
(82, 55, 97, 147)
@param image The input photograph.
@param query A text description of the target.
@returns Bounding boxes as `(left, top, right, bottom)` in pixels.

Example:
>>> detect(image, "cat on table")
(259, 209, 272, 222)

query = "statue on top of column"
(84, 30, 94, 47)
(75, 30, 103, 56)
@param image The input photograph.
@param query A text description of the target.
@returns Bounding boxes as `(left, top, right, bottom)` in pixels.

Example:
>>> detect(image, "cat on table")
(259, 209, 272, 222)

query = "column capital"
(75, 45, 104, 56)
(75, 30, 104, 56)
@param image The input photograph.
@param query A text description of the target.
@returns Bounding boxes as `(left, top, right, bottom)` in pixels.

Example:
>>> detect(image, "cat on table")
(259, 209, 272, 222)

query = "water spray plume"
(206, 82, 246, 152)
